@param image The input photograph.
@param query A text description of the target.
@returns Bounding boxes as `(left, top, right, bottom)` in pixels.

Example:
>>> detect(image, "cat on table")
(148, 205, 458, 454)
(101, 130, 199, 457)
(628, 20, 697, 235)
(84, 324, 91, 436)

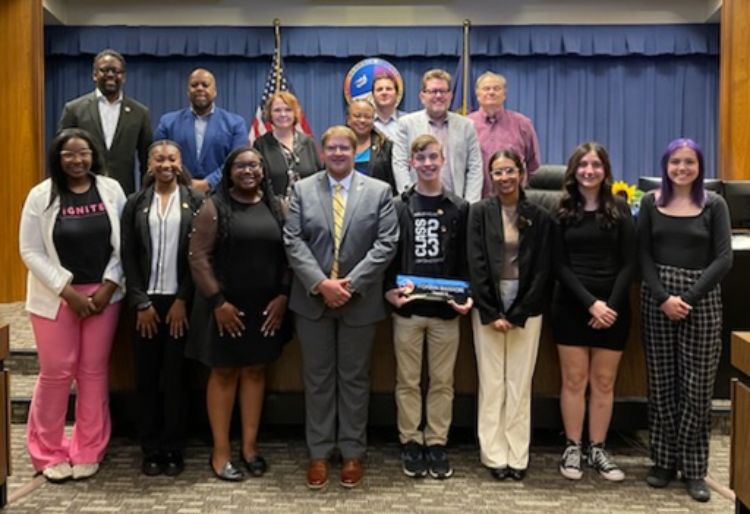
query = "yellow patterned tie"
(330, 183, 346, 279)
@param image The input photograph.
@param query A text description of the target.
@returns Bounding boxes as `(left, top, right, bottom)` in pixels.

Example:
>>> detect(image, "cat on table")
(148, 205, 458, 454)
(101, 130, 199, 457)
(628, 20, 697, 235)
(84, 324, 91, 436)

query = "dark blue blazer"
(154, 106, 248, 189)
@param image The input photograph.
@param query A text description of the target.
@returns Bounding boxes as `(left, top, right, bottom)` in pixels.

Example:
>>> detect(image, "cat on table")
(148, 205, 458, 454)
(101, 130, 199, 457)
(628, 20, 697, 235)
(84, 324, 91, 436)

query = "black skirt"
(551, 281, 630, 351)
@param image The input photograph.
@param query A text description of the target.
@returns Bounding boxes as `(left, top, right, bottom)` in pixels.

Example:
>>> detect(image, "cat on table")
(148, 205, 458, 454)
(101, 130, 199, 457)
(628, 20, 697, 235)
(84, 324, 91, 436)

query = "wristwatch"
(137, 301, 153, 311)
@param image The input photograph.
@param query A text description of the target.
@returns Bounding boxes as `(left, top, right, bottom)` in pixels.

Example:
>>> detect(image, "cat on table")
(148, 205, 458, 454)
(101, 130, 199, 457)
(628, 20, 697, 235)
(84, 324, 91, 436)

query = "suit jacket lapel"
(86, 93, 106, 143)
(182, 109, 198, 166)
(340, 172, 363, 243)
(198, 110, 217, 167)
(110, 95, 131, 149)
(485, 196, 505, 279)
(316, 173, 334, 236)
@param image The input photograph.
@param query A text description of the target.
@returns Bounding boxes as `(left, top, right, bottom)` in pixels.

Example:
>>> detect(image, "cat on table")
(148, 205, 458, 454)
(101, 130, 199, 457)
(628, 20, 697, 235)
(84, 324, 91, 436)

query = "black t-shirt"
(401, 192, 456, 319)
(412, 192, 446, 277)
(53, 186, 113, 284)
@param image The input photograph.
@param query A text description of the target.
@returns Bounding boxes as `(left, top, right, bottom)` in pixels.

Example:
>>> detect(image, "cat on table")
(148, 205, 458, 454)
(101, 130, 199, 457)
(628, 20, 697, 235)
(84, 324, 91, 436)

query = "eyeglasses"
(480, 85, 505, 92)
(324, 145, 353, 153)
(97, 67, 124, 76)
(422, 88, 450, 97)
(60, 150, 93, 159)
(489, 167, 519, 177)
(232, 161, 262, 171)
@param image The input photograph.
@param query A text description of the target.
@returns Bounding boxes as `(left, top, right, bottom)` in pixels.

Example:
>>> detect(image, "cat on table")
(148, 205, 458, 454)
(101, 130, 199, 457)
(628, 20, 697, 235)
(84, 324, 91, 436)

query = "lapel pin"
(182, 202, 189, 209)
(124, 106, 131, 113)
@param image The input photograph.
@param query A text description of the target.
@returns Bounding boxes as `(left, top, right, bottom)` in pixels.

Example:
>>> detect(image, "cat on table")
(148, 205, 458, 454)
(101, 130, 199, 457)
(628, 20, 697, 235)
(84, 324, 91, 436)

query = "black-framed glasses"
(97, 66, 124, 75)
(232, 161, 262, 171)
(422, 88, 450, 96)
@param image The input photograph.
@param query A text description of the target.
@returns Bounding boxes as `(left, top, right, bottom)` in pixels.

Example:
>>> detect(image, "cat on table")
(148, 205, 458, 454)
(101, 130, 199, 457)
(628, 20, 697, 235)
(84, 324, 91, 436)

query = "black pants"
(133, 294, 188, 455)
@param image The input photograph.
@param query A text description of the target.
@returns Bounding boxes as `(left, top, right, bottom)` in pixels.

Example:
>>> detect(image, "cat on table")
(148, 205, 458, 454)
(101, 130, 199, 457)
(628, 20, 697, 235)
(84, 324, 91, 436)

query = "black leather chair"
(526, 164, 566, 213)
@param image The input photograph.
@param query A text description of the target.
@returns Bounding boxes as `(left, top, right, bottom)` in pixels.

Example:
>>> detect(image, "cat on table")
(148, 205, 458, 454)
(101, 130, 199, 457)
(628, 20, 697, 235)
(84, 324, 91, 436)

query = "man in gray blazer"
(284, 125, 399, 490)
(392, 69, 483, 202)
(58, 49, 152, 195)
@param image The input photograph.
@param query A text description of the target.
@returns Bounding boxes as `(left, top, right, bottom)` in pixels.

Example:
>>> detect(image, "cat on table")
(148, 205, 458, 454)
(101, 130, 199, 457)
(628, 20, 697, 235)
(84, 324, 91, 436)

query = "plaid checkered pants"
(641, 264, 722, 480)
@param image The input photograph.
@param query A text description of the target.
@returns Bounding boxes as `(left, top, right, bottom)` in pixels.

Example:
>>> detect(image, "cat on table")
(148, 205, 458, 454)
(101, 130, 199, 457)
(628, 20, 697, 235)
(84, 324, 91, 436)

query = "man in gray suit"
(392, 69, 483, 202)
(284, 125, 399, 490)
(58, 49, 152, 195)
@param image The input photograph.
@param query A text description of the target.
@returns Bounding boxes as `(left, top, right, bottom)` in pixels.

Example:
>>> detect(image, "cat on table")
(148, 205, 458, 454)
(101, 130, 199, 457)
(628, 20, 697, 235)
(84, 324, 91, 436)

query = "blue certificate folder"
(396, 275, 470, 303)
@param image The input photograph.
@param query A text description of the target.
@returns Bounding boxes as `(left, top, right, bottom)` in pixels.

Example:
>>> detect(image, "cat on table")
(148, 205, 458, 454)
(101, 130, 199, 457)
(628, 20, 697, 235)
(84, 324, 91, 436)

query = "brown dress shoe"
(306, 459, 329, 489)
(340, 458, 363, 488)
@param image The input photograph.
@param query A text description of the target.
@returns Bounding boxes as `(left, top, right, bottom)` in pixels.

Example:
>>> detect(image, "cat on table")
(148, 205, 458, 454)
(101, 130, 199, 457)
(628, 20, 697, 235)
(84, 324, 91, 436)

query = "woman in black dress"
(252, 91, 321, 198)
(121, 140, 203, 476)
(187, 147, 292, 481)
(553, 142, 636, 482)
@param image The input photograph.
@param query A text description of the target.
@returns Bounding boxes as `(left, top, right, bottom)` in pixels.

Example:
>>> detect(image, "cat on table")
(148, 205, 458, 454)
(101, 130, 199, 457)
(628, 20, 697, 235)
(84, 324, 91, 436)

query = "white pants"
(471, 309, 542, 469)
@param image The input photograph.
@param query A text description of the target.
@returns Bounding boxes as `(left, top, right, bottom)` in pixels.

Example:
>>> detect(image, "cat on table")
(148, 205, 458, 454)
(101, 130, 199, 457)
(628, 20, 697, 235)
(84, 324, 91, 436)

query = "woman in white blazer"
(19, 128, 126, 483)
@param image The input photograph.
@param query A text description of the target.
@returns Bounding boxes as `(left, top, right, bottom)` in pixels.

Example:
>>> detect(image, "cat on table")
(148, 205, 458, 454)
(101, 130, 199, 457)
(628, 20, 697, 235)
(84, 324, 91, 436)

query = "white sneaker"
(42, 462, 72, 483)
(72, 462, 99, 480)
(588, 443, 625, 482)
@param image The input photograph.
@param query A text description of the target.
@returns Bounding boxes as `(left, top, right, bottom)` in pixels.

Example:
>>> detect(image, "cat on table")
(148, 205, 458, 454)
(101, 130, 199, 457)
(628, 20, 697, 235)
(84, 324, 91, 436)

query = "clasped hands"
(588, 299, 618, 329)
(62, 282, 117, 320)
(318, 278, 353, 309)
(660, 295, 692, 321)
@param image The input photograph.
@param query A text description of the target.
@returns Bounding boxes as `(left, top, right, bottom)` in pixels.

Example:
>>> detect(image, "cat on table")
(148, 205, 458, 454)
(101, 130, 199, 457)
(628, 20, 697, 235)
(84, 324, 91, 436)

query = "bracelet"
(137, 301, 153, 311)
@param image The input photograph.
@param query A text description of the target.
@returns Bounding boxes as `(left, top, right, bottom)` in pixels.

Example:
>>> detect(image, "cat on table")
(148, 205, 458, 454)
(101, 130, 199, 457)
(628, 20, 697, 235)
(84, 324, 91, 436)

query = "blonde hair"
(421, 69, 452, 90)
(321, 125, 357, 150)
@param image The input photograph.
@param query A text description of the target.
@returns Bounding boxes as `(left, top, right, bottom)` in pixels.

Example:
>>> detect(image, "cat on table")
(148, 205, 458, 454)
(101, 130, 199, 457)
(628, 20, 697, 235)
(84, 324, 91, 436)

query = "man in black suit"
(58, 49, 152, 195)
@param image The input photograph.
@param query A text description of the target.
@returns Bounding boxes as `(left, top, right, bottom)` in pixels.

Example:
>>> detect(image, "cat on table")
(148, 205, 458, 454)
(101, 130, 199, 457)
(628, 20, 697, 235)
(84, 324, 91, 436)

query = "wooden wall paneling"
(0, 0, 44, 302)
(720, 0, 750, 180)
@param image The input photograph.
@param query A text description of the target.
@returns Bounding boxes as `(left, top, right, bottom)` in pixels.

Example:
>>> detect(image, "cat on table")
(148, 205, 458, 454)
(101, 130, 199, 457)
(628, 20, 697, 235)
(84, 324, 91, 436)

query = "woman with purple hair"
(638, 138, 732, 502)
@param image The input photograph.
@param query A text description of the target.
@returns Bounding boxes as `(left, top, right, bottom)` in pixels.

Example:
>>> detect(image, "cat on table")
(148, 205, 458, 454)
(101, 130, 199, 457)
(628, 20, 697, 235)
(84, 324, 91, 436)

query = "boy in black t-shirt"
(385, 134, 472, 479)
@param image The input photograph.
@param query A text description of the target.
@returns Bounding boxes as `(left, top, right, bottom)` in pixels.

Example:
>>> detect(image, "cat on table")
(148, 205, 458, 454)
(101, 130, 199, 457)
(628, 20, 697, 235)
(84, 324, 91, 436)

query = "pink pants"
(27, 284, 120, 471)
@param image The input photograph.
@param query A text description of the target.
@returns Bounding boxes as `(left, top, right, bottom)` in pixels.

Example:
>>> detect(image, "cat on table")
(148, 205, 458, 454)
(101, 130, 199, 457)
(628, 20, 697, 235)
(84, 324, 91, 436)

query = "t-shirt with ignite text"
(53, 185, 112, 284)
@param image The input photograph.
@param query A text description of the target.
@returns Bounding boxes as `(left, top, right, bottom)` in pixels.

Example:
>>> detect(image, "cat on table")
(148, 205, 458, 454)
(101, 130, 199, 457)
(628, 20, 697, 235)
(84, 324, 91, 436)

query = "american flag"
(248, 56, 313, 144)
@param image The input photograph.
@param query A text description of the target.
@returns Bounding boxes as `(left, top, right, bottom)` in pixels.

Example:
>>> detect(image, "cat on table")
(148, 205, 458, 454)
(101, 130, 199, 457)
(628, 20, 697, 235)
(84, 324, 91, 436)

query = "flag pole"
(461, 19, 471, 115)
(273, 18, 282, 92)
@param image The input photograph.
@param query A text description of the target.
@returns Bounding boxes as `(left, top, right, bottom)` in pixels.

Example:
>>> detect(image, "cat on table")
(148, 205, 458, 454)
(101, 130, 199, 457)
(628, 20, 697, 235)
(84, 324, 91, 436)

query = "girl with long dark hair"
(553, 142, 636, 482)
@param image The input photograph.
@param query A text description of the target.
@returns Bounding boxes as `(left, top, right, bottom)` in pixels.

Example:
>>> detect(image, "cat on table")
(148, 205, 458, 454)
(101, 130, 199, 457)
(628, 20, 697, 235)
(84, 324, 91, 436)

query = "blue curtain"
(45, 25, 718, 183)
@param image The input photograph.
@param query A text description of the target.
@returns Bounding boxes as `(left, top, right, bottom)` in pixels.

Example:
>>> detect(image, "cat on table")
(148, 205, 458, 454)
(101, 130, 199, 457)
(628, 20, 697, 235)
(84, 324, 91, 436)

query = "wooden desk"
(731, 332, 750, 514)
(0, 325, 11, 508)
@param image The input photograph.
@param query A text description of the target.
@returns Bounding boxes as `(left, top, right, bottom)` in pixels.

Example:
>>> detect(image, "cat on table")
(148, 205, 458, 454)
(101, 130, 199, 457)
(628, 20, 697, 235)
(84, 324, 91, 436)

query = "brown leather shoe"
(340, 458, 363, 488)
(306, 459, 329, 490)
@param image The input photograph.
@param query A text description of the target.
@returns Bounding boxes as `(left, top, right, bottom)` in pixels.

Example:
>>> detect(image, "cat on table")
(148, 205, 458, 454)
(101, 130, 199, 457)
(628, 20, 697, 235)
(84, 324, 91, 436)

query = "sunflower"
(611, 180, 637, 204)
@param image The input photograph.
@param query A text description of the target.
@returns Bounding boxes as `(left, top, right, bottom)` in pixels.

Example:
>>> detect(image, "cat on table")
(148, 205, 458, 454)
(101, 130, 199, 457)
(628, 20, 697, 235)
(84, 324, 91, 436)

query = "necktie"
(330, 183, 346, 279)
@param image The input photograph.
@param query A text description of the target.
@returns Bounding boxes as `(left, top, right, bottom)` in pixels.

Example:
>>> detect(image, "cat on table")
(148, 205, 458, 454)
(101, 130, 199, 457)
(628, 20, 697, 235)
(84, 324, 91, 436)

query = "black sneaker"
(645, 466, 676, 488)
(559, 440, 583, 480)
(685, 478, 711, 502)
(425, 445, 453, 479)
(587, 443, 625, 482)
(400, 441, 427, 478)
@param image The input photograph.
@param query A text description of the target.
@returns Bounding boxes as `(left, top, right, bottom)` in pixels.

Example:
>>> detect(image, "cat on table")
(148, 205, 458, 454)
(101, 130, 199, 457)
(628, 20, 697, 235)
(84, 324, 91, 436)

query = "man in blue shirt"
(154, 68, 247, 192)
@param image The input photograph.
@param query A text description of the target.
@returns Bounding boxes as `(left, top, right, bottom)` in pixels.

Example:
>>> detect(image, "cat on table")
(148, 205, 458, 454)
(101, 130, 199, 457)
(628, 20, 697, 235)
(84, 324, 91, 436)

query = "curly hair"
(557, 141, 620, 229)
(209, 146, 285, 284)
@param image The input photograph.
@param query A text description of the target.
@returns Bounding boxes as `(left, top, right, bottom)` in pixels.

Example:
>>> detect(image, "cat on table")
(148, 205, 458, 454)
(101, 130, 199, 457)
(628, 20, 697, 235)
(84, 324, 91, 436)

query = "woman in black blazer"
(467, 150, 551, 481)
(346, 98, 396, 194)
(121, 140, 203, 477)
